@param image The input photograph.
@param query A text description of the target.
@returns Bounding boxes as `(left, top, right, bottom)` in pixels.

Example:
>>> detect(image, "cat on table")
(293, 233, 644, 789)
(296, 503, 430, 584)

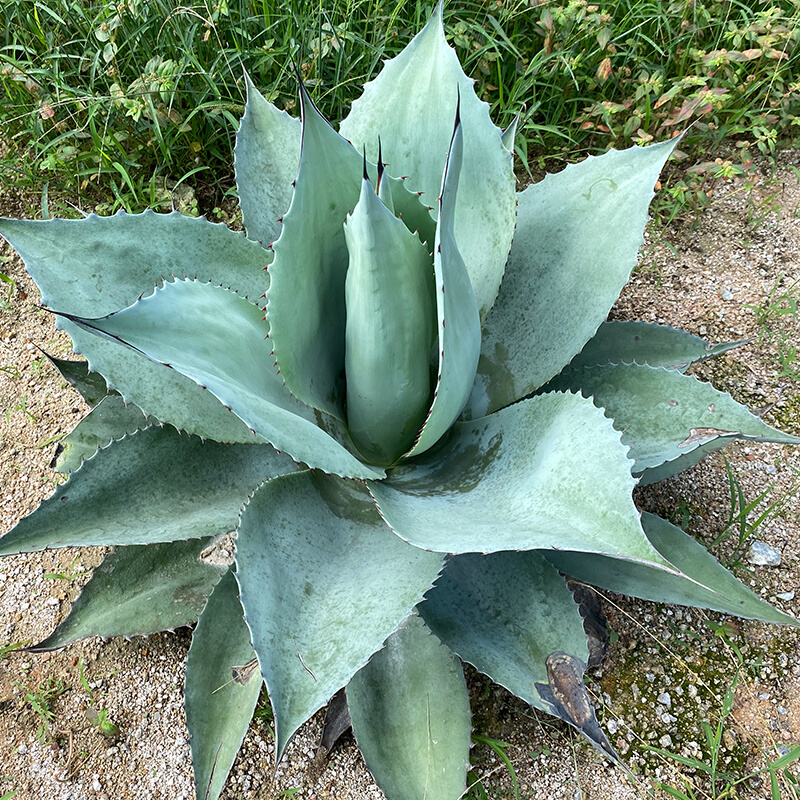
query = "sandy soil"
(1, 152, 799, 800)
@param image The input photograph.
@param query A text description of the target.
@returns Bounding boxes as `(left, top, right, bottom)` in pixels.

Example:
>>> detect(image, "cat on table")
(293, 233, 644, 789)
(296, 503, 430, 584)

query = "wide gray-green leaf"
(420, 552, 615, 759)
(344, 174, 434, 465)
(543, 364, 800, 474)
(370, 391, 668, 566)
(0, 426, 295, 554)
(0, 211, 274, 443)
(55, 395, 157, 473)
(347, 615, 470, 800)
(267, 85, 361, 418)
(466, 138, 679, 418)
(235, 471, 444, 760)
(339, 2, 516, 320)
(547, 512, 797, 626)
(407, 114, 481, 458)
(47, 355, 112, 407)
(567, 321, 744, 372)
(186, 571, 262, 800)
(234, 74, 301, 248)
(31, 537, 227, 650)
(61, 279, 383, 478)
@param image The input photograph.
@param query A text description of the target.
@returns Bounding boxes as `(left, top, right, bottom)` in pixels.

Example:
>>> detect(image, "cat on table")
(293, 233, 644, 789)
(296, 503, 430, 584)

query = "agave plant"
(2, 4, 798, 798)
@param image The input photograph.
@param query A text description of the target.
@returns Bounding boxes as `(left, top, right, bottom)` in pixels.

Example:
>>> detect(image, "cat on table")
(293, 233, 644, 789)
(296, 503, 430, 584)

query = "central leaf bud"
(343, 171, 436, 466)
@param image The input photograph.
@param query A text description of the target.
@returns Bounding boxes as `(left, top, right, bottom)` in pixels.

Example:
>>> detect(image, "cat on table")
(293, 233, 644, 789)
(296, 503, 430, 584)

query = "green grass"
(1, 0, 799, 215)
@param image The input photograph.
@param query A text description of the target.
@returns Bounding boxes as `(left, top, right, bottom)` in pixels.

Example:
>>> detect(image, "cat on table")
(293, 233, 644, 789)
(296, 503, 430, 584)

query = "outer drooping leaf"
(55, 395, 157, 473)
(466, 138, 679, 419)
(47, 356, 112, 407)
(543, 364, 800, 478)
(339, 2, 516, 321)
(60, 279, 383, 479)
(344, 174, 435, 465)
(0, 211, 273, 443)
(407, 115, 481, 457)
(566, 321, 744, 372)
(371, 391, 669, 567)
(420, 552, 614, 757)
(31, 538, 228, 650)
(234, 74, 301, 248)
(546, 513, 797, 626)
(185, 571, 262, 800)
(0, 426, 295, 555)
(235, 471, 444, 760)
(347, 615, 470, 800)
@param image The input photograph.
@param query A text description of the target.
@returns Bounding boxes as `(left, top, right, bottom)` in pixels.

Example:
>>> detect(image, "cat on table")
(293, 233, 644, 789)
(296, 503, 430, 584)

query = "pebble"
(777, 591, 795, 601)
(747, 541, 782, 566)
(17, 743, 28, 755)
(722, 288, 733, 300)
(657, 692, 672, 708)
(659, 734, 673, 749)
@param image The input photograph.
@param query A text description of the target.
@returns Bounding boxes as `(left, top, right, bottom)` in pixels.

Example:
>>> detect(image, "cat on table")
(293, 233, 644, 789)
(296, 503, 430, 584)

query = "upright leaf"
(339, 1, 516, 319)
(467, 138, 679, 418)
(347, 615, 470, 800)
(407, 113, 481, 457)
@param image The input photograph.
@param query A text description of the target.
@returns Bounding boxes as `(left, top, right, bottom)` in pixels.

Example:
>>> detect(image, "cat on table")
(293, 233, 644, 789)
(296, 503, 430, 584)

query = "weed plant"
(1, 0, 799, 212)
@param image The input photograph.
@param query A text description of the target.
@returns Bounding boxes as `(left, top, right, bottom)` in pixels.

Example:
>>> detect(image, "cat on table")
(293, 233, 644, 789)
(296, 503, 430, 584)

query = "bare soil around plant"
(1, 154, 799, 800)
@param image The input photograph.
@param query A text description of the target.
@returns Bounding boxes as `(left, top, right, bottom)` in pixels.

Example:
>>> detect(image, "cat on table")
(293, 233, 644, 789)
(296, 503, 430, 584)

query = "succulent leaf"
(546, 513, 798, 626)
(234, 471, 445, 760)
(344, 174, 435, 465)
(267, 84, 363, 418)
(55, 395, 156, 473)
(0, 212, 275, 443)
(30, 538, 228, 651)
(185, 571, 262, 800)
(566, 321, 745, 372)
(346, 614, 471, 800)
(407, 115, 482, 458)
(339, 1, 516, 320)
(46, 355, 113, 408)
(371, 391, 669, 566)
(60, 279, 384, 478)
(467, 138, 680, 419)
(419, 552, 616, 759)
(0, 426, 295, 555)
(234, 74, 301, 247)
(543, 363, 800, 473)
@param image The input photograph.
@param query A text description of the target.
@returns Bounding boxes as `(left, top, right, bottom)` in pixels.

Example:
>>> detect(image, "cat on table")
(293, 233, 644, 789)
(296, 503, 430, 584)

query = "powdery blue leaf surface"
(0, 211, 274, 443)
(186, 571, 262, 800)
(235, 471, 444, 760)
(344, 175, 435, 464)
(55, 395, 156, 474)
(32, 538, 227, 650)
(566, 321, 745, 372)
(543, 364, 800, 474)
(420, 552, 615, 758)
(467, 138, 679, 418)
(407, 116, 481, 458)
(347, 615, 470, 800)
(234, 75, 301, 248)
(546, 512, 797, 625)
(62, 279, 383, 479)
(339, 2, 516, 320)
(371, 392, 669, 565)
(0, 426, 295, 555)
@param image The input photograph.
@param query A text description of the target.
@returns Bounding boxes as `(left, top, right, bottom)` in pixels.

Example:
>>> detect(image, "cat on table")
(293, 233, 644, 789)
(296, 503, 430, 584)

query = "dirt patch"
(1, 154, 799, 799)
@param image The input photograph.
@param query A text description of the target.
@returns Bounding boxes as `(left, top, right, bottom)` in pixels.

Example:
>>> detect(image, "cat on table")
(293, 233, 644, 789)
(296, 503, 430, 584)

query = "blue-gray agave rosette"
(1, 5, 797, 799)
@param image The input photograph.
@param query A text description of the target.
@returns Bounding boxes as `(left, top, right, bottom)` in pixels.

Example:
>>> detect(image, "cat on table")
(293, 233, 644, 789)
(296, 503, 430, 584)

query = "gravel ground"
(1, 151, 799, 800)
